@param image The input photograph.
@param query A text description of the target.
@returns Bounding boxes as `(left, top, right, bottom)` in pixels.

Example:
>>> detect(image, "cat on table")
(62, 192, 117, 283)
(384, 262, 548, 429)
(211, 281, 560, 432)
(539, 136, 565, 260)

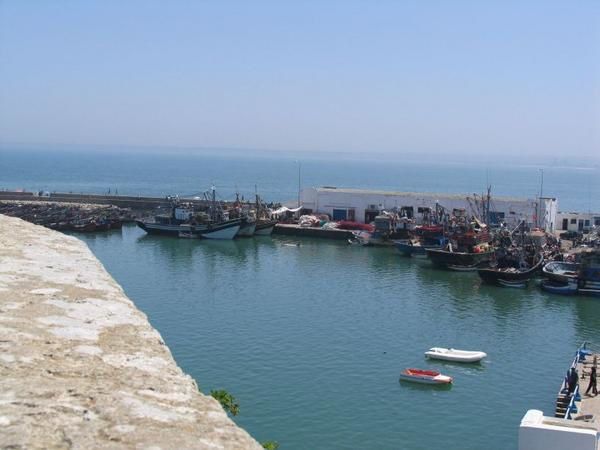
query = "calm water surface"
(76, 225, 600, 450)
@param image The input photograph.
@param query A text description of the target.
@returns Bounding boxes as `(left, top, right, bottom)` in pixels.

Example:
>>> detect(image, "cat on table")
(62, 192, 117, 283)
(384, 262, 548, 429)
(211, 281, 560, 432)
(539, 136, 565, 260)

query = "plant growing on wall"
(210, 389, 240, 416)
(210, 388, 279, 449)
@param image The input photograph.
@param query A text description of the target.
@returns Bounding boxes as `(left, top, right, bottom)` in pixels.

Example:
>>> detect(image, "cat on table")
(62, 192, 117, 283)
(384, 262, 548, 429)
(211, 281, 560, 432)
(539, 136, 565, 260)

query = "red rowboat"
(399, 368, 453, 385)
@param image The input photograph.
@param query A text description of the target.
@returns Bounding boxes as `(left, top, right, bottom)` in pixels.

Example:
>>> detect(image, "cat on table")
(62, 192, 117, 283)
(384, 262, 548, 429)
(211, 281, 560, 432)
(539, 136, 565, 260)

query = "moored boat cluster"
(0, 200, 132, 232)
(136, 187, 279, 239)
(290, 199, 600, 297)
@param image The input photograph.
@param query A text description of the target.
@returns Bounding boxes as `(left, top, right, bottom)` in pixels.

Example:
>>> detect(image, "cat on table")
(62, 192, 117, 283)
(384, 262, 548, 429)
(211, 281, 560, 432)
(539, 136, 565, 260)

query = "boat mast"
(298, 161, 301, 208)
(211, 185, 216, 222)
(485, 185, 491, 226)
(538, 169, 544, 229)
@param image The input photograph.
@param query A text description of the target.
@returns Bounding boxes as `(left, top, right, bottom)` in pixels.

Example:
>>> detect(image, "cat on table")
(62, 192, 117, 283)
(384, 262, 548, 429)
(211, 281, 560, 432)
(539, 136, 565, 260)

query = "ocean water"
(1, 148, 598, 211)
(2, 148, 600, 449)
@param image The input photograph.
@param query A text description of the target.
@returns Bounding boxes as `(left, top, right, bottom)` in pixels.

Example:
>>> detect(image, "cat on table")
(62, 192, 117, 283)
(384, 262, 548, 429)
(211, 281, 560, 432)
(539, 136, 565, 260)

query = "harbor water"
(77, 225, 600, 449)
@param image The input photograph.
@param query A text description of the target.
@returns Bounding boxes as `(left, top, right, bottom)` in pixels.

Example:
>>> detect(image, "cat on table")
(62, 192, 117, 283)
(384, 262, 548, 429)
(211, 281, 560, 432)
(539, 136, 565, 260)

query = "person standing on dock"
(586, 358, 598, 396)
(567, 366, 579, 395)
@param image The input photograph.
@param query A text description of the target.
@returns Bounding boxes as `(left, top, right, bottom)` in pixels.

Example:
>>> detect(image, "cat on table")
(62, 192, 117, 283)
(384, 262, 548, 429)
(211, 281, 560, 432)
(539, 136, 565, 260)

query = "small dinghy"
(424, 347, 487, 363)
(399, 368, 453, 385)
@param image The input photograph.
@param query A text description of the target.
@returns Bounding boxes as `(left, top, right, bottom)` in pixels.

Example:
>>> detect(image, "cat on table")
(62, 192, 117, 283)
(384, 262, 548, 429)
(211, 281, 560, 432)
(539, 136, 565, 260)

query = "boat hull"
(542, 262, 579, 283)
(136, 221, 182, 236)
(236, 219, 256, 237)
(395, 240, 428, 257)
(426, 248, 494, 268)
(255, 219, 278, 236)
(254, 225, 274, 236)
(478, 258, 544, 285)
(399, 368, 453, 385)
(137, 219, 242, 240)
(497, 279, 528, 288)
(541, 280, 578, 296)
(424, 348, 487, 363)
(200, 222, 241, 240)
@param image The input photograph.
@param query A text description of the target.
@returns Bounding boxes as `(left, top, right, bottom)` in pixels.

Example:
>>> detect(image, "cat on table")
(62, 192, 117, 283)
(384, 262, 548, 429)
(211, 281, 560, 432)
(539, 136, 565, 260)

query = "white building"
(300, 186, 558, 231)
(519, 410, 598, 450)
(556, 211, 600, 232)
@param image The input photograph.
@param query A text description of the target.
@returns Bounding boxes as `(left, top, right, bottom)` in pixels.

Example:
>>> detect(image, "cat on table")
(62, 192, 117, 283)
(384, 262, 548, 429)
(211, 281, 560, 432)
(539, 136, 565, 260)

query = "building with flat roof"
(556, 211, 600, 232)
(300, 186, 557, 231)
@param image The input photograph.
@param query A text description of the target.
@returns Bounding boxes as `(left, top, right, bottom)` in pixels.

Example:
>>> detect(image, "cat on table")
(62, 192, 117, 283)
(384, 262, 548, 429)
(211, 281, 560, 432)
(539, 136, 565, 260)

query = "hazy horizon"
(1, 1, 598, 158)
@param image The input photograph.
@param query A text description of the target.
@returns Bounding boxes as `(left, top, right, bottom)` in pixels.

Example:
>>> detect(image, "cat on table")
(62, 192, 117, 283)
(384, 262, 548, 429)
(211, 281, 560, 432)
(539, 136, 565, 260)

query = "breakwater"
(0, 190, 172, 210)
(0, 190, 238, 211)
(0, 200, 133, 232)
(0, 215, 262, 449)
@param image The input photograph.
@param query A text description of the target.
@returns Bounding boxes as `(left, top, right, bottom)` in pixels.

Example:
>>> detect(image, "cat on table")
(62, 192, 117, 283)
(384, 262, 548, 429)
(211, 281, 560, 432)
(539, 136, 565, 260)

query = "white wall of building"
(301, 187, 556, 230)
(518, 410, 598, 450)
(541, 197, 558, 233)
(556, 212, 600, 232)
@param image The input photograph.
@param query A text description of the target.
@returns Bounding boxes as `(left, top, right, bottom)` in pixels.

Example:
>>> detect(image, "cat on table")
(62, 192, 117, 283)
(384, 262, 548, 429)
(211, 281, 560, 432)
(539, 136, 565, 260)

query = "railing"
(560, 342, 590, 419)
(565, 385, 580, 419)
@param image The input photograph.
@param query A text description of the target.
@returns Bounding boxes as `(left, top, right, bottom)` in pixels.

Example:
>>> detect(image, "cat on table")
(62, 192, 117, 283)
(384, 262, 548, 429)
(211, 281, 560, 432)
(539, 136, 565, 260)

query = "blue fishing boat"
(541, 280, 578, 296)
(577, 251, 600, 297)
(540, 251, 600, 297)
(395, 236, 448, 257)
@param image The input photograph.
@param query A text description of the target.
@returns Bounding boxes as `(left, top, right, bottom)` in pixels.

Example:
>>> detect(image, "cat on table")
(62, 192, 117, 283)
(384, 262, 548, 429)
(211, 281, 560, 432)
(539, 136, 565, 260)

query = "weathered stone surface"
(0, 215, 262, 449)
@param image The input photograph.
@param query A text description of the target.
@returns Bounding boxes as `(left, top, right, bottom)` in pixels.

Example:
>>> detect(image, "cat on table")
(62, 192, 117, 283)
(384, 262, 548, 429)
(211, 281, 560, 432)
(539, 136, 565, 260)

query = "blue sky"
(0, 1, 598, 157)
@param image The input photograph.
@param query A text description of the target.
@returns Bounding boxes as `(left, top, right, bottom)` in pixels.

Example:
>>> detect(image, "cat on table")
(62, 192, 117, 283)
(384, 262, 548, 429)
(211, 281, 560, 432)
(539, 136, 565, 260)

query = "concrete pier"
(0, 215, 262, 449)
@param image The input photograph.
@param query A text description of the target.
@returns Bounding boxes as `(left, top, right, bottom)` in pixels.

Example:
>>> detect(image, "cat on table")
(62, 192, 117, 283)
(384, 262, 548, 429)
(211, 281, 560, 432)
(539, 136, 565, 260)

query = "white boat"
(236, 218, 256, 237)
(200, 222, 241, 240)
(424, 347, 487, 363)
(255, 219, 277, 236)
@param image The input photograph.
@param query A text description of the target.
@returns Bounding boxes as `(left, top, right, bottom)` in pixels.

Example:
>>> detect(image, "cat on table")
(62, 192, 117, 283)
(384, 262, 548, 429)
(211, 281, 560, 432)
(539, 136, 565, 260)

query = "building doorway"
(332, 209, 347, 221)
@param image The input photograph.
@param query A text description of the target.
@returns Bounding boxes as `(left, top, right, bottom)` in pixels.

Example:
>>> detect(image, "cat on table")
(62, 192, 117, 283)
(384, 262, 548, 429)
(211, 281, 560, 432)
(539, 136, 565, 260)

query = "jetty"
(0, 214, 261, 449)
(0, 190, 240, 211)
(519, 343, 600, 450)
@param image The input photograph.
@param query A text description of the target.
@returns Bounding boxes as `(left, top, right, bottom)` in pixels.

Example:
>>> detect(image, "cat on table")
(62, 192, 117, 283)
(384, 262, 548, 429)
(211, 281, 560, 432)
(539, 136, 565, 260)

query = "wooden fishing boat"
(426, 247, 494, 269)
(424, 348, 487, 363)
(478, 256, 544, 285)
(137, 187, 241, 240)
(399, 368, 453, 385)
(71, 221, 97, 232)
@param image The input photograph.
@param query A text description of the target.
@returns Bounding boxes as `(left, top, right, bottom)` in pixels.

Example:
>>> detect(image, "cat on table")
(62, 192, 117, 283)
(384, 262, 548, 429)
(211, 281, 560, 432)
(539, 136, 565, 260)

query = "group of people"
(567, 356, 597, 397)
